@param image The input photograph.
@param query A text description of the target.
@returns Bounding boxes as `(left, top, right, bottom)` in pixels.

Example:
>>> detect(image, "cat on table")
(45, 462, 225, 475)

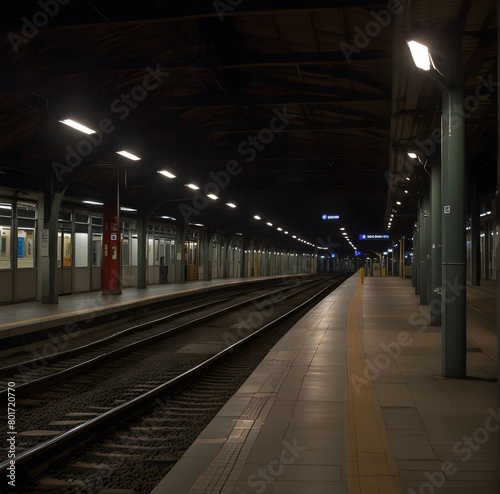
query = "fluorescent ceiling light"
(267, 222, 273, 226)
(407, 40, 432, 71)
(60, 118, 96, 134)
(292, 235, 297, 239)
(186, 183, 199, 190)
(284, 231, 288, 234)
(83, 200, 103, 206)
(207, 194, 218, 200)
(396, 201, 402, 205)
(192, 223, 204, 227)
(407, 152, 418, 159)
(0, 204, 12, 210)
(406, 177, 411, 181)
(226, 202, 236, 208)
(116, 150, 140, 161)
(277, 227, 282, 231)
(157, 170, 176, 179)
(120, 207, 137, 212)
(161, 216, 176, 221)
(254, 215, 261, 220)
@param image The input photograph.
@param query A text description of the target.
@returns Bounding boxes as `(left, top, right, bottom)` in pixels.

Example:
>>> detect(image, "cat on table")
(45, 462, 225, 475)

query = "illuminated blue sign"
(358, 234, 390, 240)
(354, 250, 362, 257)
(331, 253, 337, 258)
(321, 214, 340, 220)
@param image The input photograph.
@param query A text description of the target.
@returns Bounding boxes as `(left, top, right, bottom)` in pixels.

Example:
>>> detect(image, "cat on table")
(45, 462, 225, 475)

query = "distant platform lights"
(58, 117, 317, 250)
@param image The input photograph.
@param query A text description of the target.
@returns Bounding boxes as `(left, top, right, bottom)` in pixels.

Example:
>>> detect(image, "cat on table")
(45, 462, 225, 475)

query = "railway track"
(0, 278, 318, 392)
(0, 275, 348, 492)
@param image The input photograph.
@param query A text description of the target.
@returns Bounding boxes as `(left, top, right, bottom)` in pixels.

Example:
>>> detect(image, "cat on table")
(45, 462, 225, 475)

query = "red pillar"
(102, 182, 122, 294)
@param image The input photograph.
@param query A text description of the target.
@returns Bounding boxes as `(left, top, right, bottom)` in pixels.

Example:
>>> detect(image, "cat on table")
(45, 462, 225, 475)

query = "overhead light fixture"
(267, 222, 273, 226)
(407, 152, 418, 159)
(120, 206, 137, 212)
(83, 200, 103, 206)
(59, 118, 96, 134)
(405, 177, 411, 181)
(277, 227, 283, 231)
(116, 150, 141, 161)
(254, 215, 261, 220)
(186, 183, 199, 190)
(157, 170, 176, 179)
(340, 227, 345, 231)
(396, 201, 402, 205)
(226, 202, 236, 208)
(161, 216, 177, 221)
(405, 190, 409, 194)
(292, 235, 297, 239)
(207, 194, 218, 200)
(407, 40, 432, 71)
(284, 231, 288, 234)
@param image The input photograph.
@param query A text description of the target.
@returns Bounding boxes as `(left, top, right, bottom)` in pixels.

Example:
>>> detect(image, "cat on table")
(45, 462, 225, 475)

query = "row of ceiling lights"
(388, 151, 416, 230)
(61, 119, 318, 249)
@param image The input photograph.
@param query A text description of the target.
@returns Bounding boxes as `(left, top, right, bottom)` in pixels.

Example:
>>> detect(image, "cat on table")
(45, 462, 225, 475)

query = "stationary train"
(0, 197, 316, 304)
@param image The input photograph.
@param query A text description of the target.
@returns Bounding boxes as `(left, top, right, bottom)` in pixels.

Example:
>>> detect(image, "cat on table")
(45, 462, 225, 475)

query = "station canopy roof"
(0, 1, 496, 254)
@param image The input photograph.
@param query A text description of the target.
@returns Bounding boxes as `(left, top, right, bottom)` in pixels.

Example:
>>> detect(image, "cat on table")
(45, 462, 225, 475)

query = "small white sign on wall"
(41, 229, 49, 257)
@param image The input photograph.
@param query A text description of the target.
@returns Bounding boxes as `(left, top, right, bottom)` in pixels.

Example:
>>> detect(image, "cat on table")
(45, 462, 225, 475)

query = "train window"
(92, 217, 102, 267)
(92, 216, 103, 226)
(58, 231, 72, 267)
(75, 213, 89, 224)
(58, 214, 72, 230)
(17, 203, 37, 269)
(0, 202, 12, 269)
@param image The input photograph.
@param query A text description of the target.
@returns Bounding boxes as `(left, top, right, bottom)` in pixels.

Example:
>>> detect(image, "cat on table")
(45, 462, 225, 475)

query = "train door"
(57, 211, 73, 294)
(245, 242, 253, 277)
(229, 237, 242, 277)
(211, 234, 223, 279)
(185, 234, 199, 281)
(90, 216, 102, 291)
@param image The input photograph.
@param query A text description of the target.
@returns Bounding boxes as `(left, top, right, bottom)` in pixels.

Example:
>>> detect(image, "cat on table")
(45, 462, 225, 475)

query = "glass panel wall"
(0, 201, 12, 269)
(17, 202, 37, 268)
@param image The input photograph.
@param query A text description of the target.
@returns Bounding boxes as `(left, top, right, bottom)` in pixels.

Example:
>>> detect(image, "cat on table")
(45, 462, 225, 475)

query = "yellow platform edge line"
(344, 274, 402, 494)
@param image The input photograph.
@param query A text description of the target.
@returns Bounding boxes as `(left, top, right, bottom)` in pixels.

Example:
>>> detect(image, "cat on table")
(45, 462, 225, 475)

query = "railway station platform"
(152, 273, 499, 494)
(0, 275, 307, 353)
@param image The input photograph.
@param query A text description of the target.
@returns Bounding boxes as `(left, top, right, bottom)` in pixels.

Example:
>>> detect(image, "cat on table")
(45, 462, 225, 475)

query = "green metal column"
(496, 0, 500, 403)
(200, 230, 212, 281)
(470, 180, 481, 286)
(441, 34, 466, 378)
(431, 161, 442, 325)
(420, 190, 430, 305)
(414, 220, 420, 294)
(41, 180, 65, 304)
(137, 212, 149, 289)
(175, 226, 185, 284)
